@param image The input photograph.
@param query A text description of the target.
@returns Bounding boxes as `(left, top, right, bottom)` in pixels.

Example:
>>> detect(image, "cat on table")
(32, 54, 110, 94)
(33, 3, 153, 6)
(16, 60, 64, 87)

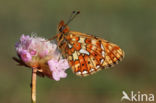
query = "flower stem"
(31, 68, 37, 103)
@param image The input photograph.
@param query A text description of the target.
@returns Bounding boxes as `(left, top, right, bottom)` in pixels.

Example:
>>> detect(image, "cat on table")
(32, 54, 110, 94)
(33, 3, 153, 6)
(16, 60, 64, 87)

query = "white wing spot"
(101, 44, 104, 50)
(73, 51, 78, 60)
(102, 51, 105, 57)
(72, 38, 76, 41)
(82, 70, 88, 74)
(76, 71, 81, 75)
(78, 38, 85, 43)
(90, 68, 94, 72)
(79, 49, 90, 55)
(68, 44, 72, 48)
(100, 59, 104, 64)
(91, 39, 97, 44)
(96, 65, 100, 69)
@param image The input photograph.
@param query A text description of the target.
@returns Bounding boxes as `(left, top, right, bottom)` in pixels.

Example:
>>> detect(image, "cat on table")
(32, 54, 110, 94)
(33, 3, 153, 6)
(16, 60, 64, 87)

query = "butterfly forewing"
(57, 31, 124, 76)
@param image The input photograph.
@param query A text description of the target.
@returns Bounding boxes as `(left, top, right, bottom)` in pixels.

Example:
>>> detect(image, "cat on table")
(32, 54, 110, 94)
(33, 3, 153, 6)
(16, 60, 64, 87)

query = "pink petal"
(52, 71, 61, 81)
(20, 34, 30, 41)
(39, 50, 48, 57)
(20, 50, 32, 62)
(59, 59, 69, 70)
(48, 59, 59, 71)
(59, 71, 67, 78)
(29, 49, 37, 56)
(48, 59, 69, 81)
(19, 34, 32, 49)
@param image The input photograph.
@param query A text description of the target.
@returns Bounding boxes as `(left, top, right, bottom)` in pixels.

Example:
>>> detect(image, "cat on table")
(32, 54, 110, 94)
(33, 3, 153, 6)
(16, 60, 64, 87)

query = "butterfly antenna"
(65, 11, 80, 26)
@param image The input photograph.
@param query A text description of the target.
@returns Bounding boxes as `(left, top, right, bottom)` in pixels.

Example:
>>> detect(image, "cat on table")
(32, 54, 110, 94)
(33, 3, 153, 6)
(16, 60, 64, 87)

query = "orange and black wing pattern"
(60, 31, 124, 76)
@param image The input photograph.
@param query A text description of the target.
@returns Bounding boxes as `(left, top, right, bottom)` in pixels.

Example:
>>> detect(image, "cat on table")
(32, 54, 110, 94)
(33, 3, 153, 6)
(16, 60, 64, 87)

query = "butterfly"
(52, 11, 124, 76)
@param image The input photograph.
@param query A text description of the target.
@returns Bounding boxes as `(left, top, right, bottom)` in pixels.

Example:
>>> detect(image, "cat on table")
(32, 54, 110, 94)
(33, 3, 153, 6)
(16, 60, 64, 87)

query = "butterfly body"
(56, 20, 124, 76)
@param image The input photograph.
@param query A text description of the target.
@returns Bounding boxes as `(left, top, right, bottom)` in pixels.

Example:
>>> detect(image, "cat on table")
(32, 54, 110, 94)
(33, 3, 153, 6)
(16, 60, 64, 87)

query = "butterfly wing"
(61, 31, 124, 76)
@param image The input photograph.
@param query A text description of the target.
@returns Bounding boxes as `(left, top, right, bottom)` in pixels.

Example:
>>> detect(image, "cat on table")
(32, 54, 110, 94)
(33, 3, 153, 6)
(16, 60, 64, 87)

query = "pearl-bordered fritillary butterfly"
(52, 11, 124, 76)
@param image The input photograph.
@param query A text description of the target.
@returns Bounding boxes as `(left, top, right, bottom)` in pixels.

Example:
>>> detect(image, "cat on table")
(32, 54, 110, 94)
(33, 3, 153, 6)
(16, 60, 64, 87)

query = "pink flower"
(15, 34, 69, 81)
(48, 59, 69, 81)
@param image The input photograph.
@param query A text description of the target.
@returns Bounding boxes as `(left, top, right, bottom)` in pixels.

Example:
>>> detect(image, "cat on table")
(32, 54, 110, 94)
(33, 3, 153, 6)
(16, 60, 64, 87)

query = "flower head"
(14, 34, 69, 81)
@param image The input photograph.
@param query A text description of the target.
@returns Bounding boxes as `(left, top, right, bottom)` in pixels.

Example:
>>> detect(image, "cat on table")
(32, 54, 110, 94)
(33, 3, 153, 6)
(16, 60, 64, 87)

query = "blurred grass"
(0, 0, 156, 103)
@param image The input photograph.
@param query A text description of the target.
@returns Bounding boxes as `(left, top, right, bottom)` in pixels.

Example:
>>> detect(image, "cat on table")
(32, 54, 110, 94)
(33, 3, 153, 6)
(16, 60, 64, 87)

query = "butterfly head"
(57, 11, 80, 43)
(58, 20, 69, 34)
(57, 11, 80, 34)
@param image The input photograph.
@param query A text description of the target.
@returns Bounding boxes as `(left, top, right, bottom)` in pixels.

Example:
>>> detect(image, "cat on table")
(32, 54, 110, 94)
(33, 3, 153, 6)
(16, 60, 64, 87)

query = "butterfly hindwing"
(100, 40, 124, 67)
(59, 31, 124, 76)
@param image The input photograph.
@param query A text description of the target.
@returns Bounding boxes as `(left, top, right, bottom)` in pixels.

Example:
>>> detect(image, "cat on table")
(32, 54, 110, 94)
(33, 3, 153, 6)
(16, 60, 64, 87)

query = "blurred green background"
(0, 0, 156, 103)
